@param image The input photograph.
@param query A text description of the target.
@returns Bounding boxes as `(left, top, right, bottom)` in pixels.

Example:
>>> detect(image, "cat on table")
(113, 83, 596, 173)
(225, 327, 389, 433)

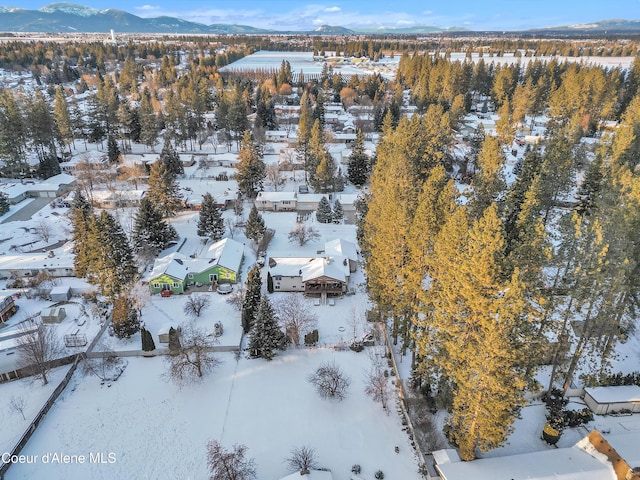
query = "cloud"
(422, 10, 433, 15)
(312, 18, 325, 25)
(134, 5, 161, 11)
(324, 6, 341, 13)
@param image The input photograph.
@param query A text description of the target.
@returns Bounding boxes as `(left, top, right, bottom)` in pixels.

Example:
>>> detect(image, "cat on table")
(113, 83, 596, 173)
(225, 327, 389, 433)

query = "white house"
(268, 256, 349, 296)
(255, 191, 297, 211)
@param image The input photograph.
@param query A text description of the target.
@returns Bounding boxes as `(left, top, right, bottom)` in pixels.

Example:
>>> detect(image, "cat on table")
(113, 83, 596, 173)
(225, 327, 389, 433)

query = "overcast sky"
(12, 1, 640, 31)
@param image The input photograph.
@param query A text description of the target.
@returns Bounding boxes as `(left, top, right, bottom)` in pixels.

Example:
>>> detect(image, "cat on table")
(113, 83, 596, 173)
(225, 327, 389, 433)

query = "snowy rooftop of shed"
(585, 385, 640, 404)
(325, 238, 358, 262)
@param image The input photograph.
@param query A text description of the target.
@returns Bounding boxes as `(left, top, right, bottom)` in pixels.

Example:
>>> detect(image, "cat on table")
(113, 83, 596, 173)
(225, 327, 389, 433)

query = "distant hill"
(0, 2, 269, 34)
(530, 19, 640, 34)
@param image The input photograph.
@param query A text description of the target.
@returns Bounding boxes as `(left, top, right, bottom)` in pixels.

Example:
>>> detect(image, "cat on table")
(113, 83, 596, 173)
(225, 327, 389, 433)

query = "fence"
(380, 323, 430, 476)
(0, 353, 84, 479)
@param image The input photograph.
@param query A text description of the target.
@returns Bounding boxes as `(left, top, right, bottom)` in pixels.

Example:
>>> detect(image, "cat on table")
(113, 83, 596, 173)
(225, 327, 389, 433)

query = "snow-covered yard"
(6, 350, 423, 480)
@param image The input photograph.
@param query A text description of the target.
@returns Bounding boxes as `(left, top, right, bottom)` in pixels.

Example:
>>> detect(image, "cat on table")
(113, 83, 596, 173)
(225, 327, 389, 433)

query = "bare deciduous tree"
(277, 294, 318, 346)
(225, 217, 240, 239)
(183, 293, 212, 318)
(9, 395, 26, 420)
(285, 445, 319, 474)
(308, 361, 351, 401)
(35, 220, 51, 243)
(265, 163, 284, 191)
(364, 366, 390, 411)
(226, 283, 246, 311)
(206, 440, 257, 480)
(17, 319, 64, 385)
(165, 323, 220, 386)
(288, 224, 320, 246)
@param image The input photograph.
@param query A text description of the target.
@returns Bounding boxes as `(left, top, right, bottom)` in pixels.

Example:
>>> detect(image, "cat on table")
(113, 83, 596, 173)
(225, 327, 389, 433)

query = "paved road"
(1, 197, 53, 224)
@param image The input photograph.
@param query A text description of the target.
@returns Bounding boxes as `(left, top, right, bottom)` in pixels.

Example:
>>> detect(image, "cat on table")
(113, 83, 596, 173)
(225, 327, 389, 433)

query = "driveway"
(1, 197, 52, 224)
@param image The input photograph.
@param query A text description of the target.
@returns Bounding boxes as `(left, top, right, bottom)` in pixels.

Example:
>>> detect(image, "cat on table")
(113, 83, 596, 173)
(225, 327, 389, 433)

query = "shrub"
(351, 464, 361, 474)
(374, 470, 384, 479)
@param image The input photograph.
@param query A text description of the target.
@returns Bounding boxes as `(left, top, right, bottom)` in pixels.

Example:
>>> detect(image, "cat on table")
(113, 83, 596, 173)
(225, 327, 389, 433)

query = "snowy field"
(5, 350, 422, 480)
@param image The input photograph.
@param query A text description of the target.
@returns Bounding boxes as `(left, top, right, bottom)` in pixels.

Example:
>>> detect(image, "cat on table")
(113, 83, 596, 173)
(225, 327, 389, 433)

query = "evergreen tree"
(70, 190, 94, 278)
(53, 87, 73, 153)
(112, 294, 140, 339)
(138, 88, 159, 151)
(347, 130, 370, 186)
(295, 91, 313, 181)
(168, 326, 181, 352)
(248, 296, 286, 360)
(245, 205, 266, 243)
(312, 153, 336, 194)
(141, 327, 156, 351)
(107, 134, 120, 164)
(242, 266, 262, 333)
(332, 199, 343, 223)
(236, 131, 266, 198)
(419, 205, 532, 460)
(0, 90, 27, 174)
(36, 153, 61, 179)
(0, 193, 8, 216)
(197, 193, 225, 241)
(316, 196, 333, 223)
(469, 136, 506, 220)
(132, 197, 178, 257)
(159, 137, 184, 176)
(146, 160, 182, 217)
(90, 211, 137, 298)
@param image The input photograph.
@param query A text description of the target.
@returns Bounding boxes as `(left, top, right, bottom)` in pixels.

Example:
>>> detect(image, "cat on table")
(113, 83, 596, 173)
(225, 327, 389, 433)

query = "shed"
(584, 385, 640, 414)
(158, 325, 171, 344)
(41, 307, 66, 324)
(50, 285, 71, 302)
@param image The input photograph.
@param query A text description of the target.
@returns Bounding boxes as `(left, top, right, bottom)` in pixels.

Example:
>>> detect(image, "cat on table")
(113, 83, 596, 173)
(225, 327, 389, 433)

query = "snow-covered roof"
(301, 257, 347, 283)
(325, 238, 358, 262)
(0, 246, 75, 273)
(256, 191, 297, 202)
(585, 385, 640, 404)
(205, 238, 244, 272)
(297, 193, 327, 203)
(603, 432, 640, 468)
(269, 256, 348, 283)
(336, 193, 361, 206)
(435, 444, 615, 480)
(0, 183, 29, 199)
(148, 251, 190, 281)
(44, 173, 76, 186)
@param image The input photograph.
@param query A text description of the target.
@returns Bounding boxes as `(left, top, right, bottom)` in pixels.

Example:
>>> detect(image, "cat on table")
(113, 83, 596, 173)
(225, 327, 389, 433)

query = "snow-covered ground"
(0, 365, 72, 455)
(6, 351, 422, 480)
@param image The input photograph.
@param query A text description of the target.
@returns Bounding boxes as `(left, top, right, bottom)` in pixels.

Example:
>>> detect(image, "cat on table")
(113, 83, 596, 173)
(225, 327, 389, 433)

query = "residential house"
(148, 238, 244, 294)
(0, 246, 76, 279)
(255, 191, 297, 212)
(91, 189, 146, 209)
(268, 256, 349, 296)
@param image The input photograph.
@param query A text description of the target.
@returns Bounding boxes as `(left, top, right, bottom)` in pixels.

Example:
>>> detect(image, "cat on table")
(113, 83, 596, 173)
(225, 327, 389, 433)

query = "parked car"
(217, 283, 233, 294)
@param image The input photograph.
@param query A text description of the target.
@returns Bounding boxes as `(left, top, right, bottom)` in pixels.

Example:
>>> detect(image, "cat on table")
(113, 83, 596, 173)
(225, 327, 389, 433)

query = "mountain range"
(0, 3, 638, 35)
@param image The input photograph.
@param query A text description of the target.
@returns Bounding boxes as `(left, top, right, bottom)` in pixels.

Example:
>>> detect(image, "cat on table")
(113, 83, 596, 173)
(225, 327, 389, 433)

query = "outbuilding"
(50, 285, 72, 302)
(583, 385, 640, 414)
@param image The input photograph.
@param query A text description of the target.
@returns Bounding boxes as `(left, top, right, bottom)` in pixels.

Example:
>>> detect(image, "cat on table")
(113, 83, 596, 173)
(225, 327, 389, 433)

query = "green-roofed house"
(148, 238, 244, 294)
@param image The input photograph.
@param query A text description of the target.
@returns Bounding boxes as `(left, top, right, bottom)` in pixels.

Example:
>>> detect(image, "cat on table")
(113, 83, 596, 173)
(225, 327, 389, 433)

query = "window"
(153, 283, 160, 288)
(275, 286, 280, 289)
(173, 282, 179, 288)
(188, 273, 194, 279)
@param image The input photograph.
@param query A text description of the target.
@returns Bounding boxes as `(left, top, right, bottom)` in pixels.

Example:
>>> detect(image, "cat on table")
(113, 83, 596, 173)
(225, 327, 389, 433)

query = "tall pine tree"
(146, 160, 183, 217)
(132, 197, 178, 258)
(197, 193, 225, 241)
(248, 296, 286, 360)
(242, 265, 262, 333)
